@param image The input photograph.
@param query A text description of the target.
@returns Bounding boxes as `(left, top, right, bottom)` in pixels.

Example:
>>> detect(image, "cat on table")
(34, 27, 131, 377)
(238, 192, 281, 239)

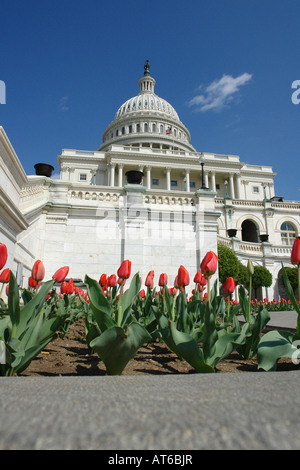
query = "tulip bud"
(0, 243, 8, 270)
(223, 276, 236, 294)
(52, 266, 69, 283)
(247, 259, 254, 276)
(177, 265, 190, 287)
(200, 251, 218, 278)
(193, 271, 207, 285)
(60, 281, 68, 294)
(145, 270, 154, 288)
(0, 268, 10, 284)
(32, 260, 45, 282)
(117, 260, 131, 279)
(158, 273, 168, 287)
(108, 274, 117, 287)
(291, 237, 300, 266)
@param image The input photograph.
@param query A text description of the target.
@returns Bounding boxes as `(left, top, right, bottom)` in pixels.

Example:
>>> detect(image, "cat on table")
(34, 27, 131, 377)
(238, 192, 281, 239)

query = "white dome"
(99, 62, 195, 153)
(114, 93, 180, 122)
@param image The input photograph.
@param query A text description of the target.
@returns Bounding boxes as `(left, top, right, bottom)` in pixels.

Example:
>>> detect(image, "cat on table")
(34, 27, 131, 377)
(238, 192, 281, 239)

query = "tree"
(280, 267, 298, 295)
(251, 266, 272, 299)
(217, 244, 240, 284)
(217, 244, 250, 287)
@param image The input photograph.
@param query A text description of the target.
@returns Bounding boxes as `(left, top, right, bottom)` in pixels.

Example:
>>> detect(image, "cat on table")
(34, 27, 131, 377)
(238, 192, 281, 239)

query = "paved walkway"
(0, 310, 299, 451)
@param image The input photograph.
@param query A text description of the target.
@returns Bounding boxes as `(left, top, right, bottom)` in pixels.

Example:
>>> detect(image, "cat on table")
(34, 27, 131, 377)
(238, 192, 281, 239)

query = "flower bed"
(0, 239, 300, 376)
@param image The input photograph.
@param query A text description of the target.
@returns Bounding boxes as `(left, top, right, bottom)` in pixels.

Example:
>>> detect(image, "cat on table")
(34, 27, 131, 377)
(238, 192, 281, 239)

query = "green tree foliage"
(252, 266, 272, 298)
(280, 267, 298, 294)
(217, 244, 249, 286)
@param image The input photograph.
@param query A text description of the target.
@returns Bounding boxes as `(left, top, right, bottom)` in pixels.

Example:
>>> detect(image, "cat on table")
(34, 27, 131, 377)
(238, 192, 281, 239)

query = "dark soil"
(23, 319, 300, 376)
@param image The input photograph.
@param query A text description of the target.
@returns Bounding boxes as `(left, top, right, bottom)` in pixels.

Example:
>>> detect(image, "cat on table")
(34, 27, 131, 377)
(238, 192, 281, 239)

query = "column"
(118, 164, 123, 187)
(229, 174, 235, 199)
(110, 163, 115, 187)
(166, 167, 171, 191)
(185, 169, 190, 192)
(146, 166, 151, 189)
(235, 174, 241, 199)
(210, 172, 216, 192)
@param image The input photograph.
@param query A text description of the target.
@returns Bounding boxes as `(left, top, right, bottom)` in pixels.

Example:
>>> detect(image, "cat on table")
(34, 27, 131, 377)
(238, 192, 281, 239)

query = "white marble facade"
(0, 62, 299, 298)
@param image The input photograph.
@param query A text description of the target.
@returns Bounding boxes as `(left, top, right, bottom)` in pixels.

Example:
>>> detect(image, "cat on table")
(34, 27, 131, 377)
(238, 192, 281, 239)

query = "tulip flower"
(99, 273, 108, 288)
(108, 274, 117, 287)
(145, 270, 154, 289)
(200, 251, 218, 279)
(291, 237, 300, 302)
(291, 237, 300, 266)
(0, 243, 8, 270)
(177, 265, 190, 288)
(60, 281, 68, 294)
(67, 278, 75, 294)
(0, 268, 10, 298)
(159, 273, 168, 287)
(52, 266, 69, 283)
(117, 260, 131, 279)
(193, 271, 207, 286)
(31, 260, 45, 282)
(0, 268, 10, 284)
(223, 277, 236, 294)
(139, 289, 146, 299)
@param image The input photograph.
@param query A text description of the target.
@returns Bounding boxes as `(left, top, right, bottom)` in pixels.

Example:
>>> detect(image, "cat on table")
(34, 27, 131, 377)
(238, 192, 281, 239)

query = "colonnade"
(107, 162, 243, 198)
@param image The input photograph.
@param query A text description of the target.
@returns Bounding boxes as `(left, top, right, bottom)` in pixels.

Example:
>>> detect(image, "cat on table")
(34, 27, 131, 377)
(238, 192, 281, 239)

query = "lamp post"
(199, 154, 207, 189)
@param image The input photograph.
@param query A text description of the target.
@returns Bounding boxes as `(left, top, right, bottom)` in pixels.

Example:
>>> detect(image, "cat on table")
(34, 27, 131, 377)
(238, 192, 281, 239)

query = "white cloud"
(59, 96, 69, 111)
(188, 73, 253, 112)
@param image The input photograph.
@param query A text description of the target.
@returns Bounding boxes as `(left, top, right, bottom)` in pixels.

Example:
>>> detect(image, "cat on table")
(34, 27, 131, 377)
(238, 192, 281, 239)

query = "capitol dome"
(99, 61, 196, 153)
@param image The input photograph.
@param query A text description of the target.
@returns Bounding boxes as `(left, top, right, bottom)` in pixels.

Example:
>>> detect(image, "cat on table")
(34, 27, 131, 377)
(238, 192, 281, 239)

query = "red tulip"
(117, 277, 126, 286)
(99, 273, 108, 288)
(223, 277, 236, 294)
(31, 260, 45, 282)
(177, 265, 190, 287)
(159, 273, 168, 287)
(67, 278, 75, 294)
(60, 281, 68, 294)
(6, 284, 9, 296)
(28, 276, 37, 288)
(108, 274, 117, 287)
(291, 237, 300, 266)
(174, 275, 179, 288)
(0, 268, 10, 284)
(52, 266, 69, 283)
(200, 251, 218, 278)
(0, 243, 8, 270)
(117, 260, 131, 279)
(193, 271, 207, 285)
(139, 289, 146, 299)
(145, 270, 154, 288)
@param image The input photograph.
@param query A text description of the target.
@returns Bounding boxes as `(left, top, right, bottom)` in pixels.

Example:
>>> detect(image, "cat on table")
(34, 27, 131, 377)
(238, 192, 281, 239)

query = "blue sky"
(1, 0, 299, 200)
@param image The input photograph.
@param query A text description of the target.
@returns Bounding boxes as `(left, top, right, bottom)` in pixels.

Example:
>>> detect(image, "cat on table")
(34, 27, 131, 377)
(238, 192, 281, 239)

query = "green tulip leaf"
(257, 329, 299, 371)
(90, 321, 152, 375)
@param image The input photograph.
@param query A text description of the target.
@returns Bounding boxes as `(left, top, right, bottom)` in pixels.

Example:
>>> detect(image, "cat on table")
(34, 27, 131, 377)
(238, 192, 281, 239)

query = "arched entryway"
(241, 219, 259, 243)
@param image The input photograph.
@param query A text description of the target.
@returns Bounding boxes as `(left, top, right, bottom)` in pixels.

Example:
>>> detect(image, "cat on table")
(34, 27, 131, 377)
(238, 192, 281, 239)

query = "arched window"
(144, 123, 148, 132)
(152, 123, 156, 132)
(281, 222, 296, 245)
(160, 125, 164, 134)
(241, 219, 259, 243)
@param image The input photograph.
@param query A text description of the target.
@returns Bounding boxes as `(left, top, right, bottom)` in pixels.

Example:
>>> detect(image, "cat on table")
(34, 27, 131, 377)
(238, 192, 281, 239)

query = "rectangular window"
(190, 182, 195, 188)
(152, 179, 159, 185)
(79, 174, 87, 181)
(171, 180, 177, 187)
(253, 186, 259, 193)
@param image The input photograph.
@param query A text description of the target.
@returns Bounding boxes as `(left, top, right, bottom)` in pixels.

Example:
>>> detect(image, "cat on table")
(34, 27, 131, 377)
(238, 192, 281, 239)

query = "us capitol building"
(1, 61, 299, 299)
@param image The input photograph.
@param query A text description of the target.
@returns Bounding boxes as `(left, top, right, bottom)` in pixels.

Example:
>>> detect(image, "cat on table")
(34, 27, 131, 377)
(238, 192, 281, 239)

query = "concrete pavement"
(0, 310, 299, 451)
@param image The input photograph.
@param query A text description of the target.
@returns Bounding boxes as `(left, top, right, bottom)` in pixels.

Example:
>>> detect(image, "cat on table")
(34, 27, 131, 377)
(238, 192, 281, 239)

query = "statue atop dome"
(144, 60, 150, 76)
